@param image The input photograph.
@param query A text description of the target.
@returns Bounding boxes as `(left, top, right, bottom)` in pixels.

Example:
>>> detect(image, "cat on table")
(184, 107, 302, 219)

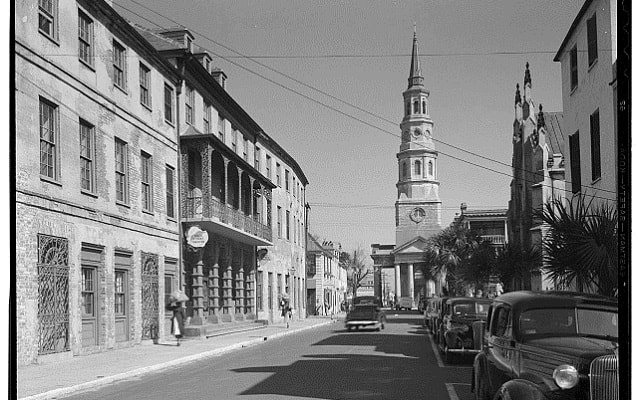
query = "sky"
(114, 0, 584, 253)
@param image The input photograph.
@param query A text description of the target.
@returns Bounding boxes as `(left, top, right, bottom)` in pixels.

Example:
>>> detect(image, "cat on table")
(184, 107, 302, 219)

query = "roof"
(306, 232, 336, 258)
(539, 111, 565, 155)
(445, 297, 492, 304)
(554, 0, 595, 61)
(494, 291, 618, 310)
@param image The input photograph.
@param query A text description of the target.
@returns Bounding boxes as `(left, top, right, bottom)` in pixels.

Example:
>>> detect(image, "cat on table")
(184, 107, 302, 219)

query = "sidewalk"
(17, 316, 342, 400)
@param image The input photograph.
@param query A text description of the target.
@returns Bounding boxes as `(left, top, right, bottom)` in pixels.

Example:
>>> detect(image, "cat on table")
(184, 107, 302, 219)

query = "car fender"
(443, 329, 459, 347)
(471, 352, 489, 393)
(496, 379, 549, 400)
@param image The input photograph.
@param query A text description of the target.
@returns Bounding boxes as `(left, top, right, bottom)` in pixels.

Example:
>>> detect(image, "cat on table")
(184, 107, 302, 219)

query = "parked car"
(345, 296, 386, 332)
(437, 297, 491, 362)
(428, 296, 449, 342)
(417, 296, 429, 313)
(397, 296, 414, 310)
(472, 291, 618, 400)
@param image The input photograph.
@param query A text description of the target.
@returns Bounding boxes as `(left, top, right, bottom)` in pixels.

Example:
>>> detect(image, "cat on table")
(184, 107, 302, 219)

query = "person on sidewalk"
(168, 300, 186, 346)
(280, 294, 291, 328)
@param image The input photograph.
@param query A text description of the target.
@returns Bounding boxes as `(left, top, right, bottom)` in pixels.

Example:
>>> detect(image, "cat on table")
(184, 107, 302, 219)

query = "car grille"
(589, 354, 618, 400)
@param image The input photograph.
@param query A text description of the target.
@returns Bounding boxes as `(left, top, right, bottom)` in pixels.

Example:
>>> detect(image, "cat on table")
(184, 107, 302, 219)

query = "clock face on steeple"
(412, 129, 422, 138)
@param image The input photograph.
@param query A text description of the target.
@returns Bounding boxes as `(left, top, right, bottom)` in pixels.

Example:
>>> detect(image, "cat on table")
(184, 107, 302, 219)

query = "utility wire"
(107, 2, 618, 203)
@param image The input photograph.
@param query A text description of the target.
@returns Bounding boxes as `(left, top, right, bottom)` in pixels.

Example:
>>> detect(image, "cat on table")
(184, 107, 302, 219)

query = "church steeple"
(408, 27, 424, 88)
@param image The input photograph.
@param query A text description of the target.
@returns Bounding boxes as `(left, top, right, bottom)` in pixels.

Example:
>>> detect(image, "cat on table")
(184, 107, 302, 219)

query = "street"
(61, 311, 474, 400)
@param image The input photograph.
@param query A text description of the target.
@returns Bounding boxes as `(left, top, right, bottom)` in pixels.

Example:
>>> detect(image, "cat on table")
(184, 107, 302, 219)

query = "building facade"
(15, 0, 182, 365)
(371, 30, 442, 306)
(135, 26, 308, 329)
(508, 63, 566, 291)
(554, 0, 617, 205)
(306, 234, 346, 315)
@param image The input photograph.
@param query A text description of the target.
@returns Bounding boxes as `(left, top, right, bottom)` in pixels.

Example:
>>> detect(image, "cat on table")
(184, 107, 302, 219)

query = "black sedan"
(437, 297, 491, 362)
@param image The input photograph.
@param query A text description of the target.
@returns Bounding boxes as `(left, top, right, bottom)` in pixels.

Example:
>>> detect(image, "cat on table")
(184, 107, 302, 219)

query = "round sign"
(186, 226, 209, 248)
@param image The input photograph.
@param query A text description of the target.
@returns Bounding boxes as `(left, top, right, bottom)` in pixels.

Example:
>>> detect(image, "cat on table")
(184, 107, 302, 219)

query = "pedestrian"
(280, 294, 291, 328)
(168, 290, 189, 346)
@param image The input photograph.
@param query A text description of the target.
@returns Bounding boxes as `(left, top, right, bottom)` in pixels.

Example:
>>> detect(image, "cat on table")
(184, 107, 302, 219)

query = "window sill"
(591, 177, 602, 185)
(114, 84, 128, 95)
(116, 200, 130, 208)
(141, 102, 153, 112)
(39, 30, 59, 46)
(81, 189, 98, 198)
(569, 85, 578, 96)
(588, 58, 598, 72)
(40, 175, 62, 187)
(142, 209, 154, 216)
(79, 58, 95, 71)
(167, 216, 177, 223)
(165, 119, 175, 127)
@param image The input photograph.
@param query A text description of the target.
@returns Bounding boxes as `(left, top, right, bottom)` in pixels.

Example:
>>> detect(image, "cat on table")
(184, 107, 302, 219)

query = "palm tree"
(458, 239, 497, 294)
(534, 195, 617, 297)
(494, 242, 541, 292)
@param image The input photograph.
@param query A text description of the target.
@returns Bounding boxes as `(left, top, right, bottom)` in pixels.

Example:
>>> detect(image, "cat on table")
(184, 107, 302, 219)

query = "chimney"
(211, 68, 227, 90)
(460, 203, 467, 213)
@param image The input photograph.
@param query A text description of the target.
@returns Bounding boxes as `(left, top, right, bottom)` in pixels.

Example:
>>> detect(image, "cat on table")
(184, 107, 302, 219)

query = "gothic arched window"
(414, 160, 421, 175)
(428, 161, 433, 176)
(413, 100, 419, 114)
(402, 161, 408, 178)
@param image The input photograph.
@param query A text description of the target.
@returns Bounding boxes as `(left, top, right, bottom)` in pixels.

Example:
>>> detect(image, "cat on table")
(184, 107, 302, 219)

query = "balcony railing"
(184, 195, 272, 242)
(481, 235, 505, 244)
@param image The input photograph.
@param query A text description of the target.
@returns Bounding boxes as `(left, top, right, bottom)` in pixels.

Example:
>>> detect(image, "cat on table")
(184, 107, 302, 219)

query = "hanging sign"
(186, 226, 208, 248)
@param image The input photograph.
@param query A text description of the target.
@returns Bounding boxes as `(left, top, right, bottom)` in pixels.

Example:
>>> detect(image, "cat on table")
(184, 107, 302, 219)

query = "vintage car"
(345, 296, 386, 332)
(397, 296, 414, 310)
(437, 297, 491, 362)
(427, 296, 449, 342)
(472, 291, 618, 400)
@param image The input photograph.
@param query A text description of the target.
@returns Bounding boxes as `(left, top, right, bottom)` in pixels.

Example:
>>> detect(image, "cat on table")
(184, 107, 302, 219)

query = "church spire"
(408, 27, 424, 88)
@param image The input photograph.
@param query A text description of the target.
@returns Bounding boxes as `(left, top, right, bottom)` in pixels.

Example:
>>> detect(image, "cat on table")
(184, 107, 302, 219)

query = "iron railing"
(480, 235, 506, 244)
(184, 196, 272, 242)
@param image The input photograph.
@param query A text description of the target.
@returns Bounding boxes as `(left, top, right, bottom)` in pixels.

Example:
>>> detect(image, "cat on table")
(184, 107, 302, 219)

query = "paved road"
(62, 312, 475, 400)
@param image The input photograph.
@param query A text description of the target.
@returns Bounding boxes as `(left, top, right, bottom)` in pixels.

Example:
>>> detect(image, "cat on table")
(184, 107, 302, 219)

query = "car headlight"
(553, 364, 579, 389)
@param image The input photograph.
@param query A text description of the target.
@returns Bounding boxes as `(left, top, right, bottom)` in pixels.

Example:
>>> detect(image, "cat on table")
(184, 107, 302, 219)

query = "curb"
(19, 319, 336, 400)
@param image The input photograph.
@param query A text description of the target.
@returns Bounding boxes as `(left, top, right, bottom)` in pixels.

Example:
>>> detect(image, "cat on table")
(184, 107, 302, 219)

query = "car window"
(491, 306, 511, 337)
(519, 308, 618, 340)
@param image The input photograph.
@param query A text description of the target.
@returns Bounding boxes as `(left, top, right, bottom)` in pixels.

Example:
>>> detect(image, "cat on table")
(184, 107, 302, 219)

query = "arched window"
(428, 161, 433, 176)
(422, 100, 427, 115)
(402, 162, 408, 178)
(414, 160, 421, 175)
(413, 100, 419, 114)
(405, 101, 410, 116)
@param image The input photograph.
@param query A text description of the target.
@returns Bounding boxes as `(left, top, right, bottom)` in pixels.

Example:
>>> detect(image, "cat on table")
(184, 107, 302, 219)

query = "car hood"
(524, 336, 617, 360)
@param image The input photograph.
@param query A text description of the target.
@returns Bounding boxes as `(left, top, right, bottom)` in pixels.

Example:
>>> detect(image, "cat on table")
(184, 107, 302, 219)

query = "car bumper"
(345, 320, 380, 327)
(446, 347, 480, 355)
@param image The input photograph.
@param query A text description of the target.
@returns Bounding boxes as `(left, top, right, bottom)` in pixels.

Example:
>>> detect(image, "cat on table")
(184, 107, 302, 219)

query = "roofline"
(80, 1, 181, 84)
(554, 0, 595, 62)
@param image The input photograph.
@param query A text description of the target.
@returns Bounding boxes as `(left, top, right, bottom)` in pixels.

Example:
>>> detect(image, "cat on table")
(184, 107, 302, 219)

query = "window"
(292, 177, 296, 197)
(422, 100, 426, 115)
(257, 271, 263, 311)
(590, 109, 601, 181)
(276, 163, 281, 186)
(413, 99, 419, 114)
(587, 14, 598, 66)
(569, 45, 578, 91)
(166, 165, 175, 218)
(402, 161, 408, 178)
(81, 267, 96, 317)
(164, 84, 174, 124)
(491, 306, 511, 337)
(79, 119, 95, 192)
(428, 161, 433, 176)
(185, 86, 194, 125)
(414, 160, 421, 175)
(114, 270, 127, 315)
(115, 138, 128, 203)
(266, 155, 272, 179)
(231, 129, 237, 152)
(277, 206, 282, 238)
(243, 138, 248, 160)
(39, 98, 58, 179)
(203, 102, 212, 133)
(218, 117, 225, 142)
(113, 40, 126, 89)
(405, 101, 410, 117)
(78, 10, 93, 66)
(139, 63, 151, 107)
(141, 152, 153, 211)
(255, 147, 260, 171)
(569, 132, 581, 194)
(285, 170, 290, 191)
(286, 210, 290, 240)
(38, 0, 57, 40)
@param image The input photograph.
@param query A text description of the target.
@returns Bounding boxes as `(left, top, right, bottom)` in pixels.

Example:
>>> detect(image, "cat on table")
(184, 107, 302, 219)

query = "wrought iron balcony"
(481, 235, 506, 245)
(184, 195, 272, 242)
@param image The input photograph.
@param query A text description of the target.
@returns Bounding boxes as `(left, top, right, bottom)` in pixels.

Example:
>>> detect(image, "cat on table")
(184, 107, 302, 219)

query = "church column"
(408, 263, 415, 306)
(394, 264, 401, 299)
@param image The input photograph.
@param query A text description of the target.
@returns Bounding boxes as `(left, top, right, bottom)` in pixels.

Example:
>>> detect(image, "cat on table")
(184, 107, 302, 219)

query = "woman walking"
(280, 294, 291, 328)
(168, 290, 188, 346)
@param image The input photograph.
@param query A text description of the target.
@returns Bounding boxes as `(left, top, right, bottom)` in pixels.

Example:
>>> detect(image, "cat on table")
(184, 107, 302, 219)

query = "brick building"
(15, 0, 181, 365)
(135, 26, 308, 329)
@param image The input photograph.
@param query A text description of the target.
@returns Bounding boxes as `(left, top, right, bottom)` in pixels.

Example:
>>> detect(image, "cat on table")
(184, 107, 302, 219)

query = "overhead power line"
(112, 0, 618, 203)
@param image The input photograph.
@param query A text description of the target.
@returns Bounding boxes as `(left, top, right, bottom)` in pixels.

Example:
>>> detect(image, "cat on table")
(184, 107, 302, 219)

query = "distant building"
(508, 63, 566, 291)
(136, 26, 308, 329)
(306, 234, 346, 315)
(15, 0, 181, 365)
(554, 0, 617, 205)
(371, 30, 443, 307)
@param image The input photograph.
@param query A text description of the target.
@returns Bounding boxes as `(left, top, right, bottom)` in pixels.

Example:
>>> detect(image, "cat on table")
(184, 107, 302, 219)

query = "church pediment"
(392, 236, 430, 255)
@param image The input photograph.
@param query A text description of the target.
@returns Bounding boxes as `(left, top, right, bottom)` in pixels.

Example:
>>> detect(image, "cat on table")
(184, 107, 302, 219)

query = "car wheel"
(473, 365, 489, 400)
(444, 345, 454, 364)
(347, 326, 352, 332)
